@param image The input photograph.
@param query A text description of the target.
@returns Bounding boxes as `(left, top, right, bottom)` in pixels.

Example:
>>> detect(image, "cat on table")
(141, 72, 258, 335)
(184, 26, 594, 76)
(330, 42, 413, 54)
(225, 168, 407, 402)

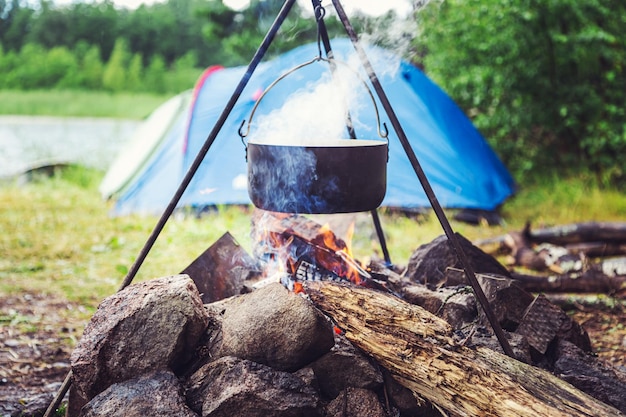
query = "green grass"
(2, 165, 625, 312)
(0, 89, 172, 119)
(1, 89, 625, 330)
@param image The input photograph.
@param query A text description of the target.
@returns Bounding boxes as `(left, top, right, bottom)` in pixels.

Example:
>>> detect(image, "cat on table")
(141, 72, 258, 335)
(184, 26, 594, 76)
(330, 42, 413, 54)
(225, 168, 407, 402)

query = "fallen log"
(475, 222, 626, 257)
(304, 281, 623, 417)
(528, 222, 626, 246)
(511, 258, 626, 296)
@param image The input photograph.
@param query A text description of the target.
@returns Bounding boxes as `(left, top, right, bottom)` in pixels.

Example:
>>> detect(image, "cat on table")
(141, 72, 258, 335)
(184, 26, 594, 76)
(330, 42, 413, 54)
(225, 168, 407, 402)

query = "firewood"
(528, 222, 626, 246)
(304, 281, 623, 417)
(475, 222, 626, 257)
(511, 258, 626, 296)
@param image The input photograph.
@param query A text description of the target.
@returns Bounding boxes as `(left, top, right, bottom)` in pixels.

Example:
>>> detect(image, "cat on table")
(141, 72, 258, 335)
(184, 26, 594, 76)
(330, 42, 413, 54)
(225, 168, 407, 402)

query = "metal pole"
(312, 0, 392, 266)
(331, 0, 514, 358)
(42, 3, 298, 416)
(116, 0, 297, 292)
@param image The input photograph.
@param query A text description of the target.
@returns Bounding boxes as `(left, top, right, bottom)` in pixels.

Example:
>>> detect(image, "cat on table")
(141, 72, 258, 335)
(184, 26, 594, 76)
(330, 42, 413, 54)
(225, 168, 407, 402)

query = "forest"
(1, 0, 625, 185)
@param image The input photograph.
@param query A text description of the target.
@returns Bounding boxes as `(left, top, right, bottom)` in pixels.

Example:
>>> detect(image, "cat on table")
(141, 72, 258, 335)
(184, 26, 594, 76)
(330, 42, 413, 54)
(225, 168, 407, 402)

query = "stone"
(79, 370, 197, 417)
(311, 333, 383, 399)
(70, 275, 208, 411)
(475, 274, 534, 331)
(554, 340, 626, 413)
(402, 284, 477, 329)
(216, 283, 335, 371)
(404, 233, 510, 287)
(185, 356, 320, 417)
(516, 294, 592, 354)
(325, 387, 386, 417)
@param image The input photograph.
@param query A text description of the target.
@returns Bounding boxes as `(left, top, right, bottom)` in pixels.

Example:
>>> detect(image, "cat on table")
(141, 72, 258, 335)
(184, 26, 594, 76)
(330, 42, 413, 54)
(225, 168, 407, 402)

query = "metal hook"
(314, 4, 326, 58)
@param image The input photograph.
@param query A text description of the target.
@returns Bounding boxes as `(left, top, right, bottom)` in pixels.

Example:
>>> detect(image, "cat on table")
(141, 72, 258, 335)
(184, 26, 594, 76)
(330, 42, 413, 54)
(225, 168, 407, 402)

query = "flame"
(344, 221, 355, 258)
(252, 210, 368, 291)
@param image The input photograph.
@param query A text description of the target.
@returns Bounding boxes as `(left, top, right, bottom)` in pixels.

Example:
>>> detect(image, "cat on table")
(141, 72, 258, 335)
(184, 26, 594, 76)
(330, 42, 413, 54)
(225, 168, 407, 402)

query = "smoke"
(249, 62, 364, 145)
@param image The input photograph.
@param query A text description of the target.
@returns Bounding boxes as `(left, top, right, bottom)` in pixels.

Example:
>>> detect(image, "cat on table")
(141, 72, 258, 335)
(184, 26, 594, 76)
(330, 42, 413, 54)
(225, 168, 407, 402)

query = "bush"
(416, 0, 626, 187)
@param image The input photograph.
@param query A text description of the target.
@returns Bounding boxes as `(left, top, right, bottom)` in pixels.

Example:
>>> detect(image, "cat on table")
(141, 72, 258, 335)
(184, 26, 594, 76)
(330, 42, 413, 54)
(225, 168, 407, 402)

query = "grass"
(0, 89, 172, 119)
(1, 89, 625, 328)
(2, 165, 625, 314)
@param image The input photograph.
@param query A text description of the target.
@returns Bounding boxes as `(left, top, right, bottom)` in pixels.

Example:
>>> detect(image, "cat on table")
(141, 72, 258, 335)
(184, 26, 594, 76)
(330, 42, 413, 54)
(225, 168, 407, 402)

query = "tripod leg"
(332, 0, 514, 358)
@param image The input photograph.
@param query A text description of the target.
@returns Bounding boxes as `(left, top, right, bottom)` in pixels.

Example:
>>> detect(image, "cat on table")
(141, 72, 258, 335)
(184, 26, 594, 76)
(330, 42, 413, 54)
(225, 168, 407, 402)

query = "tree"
(102, 38, 130, 92)
(126, 53, 143, 91)
(79, 44, 105, 89)
(0, 0, 34, 51)
(143, 54, 166, 93)
(415, 0, 626, 186)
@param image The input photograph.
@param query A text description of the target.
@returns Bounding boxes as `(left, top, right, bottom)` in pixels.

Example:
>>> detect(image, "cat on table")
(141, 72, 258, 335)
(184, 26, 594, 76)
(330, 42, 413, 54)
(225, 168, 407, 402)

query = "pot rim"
(247, 138, 387, 147)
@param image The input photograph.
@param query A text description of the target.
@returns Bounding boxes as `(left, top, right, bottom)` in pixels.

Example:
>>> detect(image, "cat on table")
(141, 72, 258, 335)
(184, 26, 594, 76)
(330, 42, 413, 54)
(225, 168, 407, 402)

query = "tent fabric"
(102, 39, 515, 216)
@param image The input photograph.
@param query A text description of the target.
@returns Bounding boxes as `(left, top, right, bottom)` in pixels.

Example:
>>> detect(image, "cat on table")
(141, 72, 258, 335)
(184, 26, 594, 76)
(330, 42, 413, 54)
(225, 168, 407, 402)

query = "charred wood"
(528, 222, 626, 246)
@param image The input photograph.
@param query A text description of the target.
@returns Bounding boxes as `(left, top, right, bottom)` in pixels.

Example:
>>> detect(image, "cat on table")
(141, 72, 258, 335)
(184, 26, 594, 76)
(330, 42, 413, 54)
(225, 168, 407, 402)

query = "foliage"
(0, 0, 347, 92)
(102, 38, 130, 92)
(415, 0, 626, 187)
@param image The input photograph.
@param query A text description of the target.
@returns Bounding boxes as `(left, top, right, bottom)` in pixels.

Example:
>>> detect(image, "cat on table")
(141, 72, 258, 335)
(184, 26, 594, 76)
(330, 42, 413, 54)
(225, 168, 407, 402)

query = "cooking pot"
(247, 138, 387, 214)
(240, 56, 389, 214)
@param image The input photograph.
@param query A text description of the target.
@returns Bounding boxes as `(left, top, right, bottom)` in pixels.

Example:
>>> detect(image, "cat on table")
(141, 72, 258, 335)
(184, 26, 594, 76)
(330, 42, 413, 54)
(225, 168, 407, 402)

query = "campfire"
(250, 210, 375, 291)
(37, 0, 626, 414)
(56, 211, 626, 417)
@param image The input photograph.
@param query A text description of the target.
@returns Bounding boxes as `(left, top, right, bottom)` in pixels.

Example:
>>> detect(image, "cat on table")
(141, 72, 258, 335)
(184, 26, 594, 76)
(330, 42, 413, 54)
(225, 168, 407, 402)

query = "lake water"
(0, 116, 140, 178)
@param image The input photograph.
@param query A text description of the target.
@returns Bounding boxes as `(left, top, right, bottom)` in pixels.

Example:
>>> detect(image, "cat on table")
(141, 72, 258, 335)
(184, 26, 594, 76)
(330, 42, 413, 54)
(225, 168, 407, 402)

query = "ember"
(251, 209, 372, 291)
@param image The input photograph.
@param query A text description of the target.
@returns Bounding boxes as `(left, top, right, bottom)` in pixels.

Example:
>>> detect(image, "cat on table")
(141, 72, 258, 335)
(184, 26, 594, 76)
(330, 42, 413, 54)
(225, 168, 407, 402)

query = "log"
(475, 222, 626, 256)
(511, 258, 626, 296)
(528, 222, 626, 246)
(303, 281, 623, 417)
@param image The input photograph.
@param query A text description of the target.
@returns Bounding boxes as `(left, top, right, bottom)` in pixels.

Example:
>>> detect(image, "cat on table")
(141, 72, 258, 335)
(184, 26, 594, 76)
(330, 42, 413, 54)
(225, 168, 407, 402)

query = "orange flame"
(252, 210, 367, 290)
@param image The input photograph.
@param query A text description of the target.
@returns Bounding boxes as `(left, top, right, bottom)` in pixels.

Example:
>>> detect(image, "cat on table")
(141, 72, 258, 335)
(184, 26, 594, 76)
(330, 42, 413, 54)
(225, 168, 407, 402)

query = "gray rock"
(404, 233, 510, 287)
(325, 387, 386, 417)
(185, 356, 320, 417)
(217, 283, 335, 371)
(70, 275, 208, 409)
(402, 284, 477, 329)
(554, 339, 626, 413)
(79, 370, 197, 417)
(311, 333, 383, 399)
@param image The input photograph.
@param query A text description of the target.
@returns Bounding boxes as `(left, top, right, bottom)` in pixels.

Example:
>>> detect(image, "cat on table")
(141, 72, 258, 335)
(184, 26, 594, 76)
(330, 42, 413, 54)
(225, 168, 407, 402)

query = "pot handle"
(238, 56, 389, 146)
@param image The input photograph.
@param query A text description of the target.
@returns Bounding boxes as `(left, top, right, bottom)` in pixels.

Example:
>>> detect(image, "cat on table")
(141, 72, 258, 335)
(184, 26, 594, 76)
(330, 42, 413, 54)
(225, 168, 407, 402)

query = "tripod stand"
(44, 1, 512, 415)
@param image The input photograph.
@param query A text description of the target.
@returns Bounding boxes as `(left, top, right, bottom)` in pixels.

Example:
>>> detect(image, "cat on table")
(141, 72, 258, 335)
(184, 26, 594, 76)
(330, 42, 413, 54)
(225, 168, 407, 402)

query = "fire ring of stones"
(65, 226, 626, 416)
(68, 275, 390, 417)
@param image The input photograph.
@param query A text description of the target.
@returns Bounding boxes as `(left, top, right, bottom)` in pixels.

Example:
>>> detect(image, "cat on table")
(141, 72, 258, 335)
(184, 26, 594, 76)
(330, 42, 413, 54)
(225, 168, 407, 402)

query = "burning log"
(251, 209, 383, 290)
(304, 280, 623, 417)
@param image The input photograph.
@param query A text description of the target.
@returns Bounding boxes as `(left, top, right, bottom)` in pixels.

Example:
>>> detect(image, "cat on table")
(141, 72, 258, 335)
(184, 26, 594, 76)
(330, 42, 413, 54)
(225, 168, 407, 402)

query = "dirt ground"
(1, 292, 625, 416)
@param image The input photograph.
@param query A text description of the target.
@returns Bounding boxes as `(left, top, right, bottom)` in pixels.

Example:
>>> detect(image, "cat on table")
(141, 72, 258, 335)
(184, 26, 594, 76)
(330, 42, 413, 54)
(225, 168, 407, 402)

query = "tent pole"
(42, 2, 297, 416)
(330, 0, 515, 358)
(311, 0, 392, 266)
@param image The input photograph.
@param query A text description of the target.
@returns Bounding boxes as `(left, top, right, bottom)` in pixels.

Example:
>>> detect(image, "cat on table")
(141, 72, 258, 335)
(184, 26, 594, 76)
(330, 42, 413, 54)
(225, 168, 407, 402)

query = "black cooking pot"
(247, 138, 387, 214)
(240, 56, 389, 214)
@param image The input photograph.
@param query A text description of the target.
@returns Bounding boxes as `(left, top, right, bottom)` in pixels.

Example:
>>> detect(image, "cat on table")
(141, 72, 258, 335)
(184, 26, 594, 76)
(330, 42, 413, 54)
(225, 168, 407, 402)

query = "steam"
(249, 62, 364, 145)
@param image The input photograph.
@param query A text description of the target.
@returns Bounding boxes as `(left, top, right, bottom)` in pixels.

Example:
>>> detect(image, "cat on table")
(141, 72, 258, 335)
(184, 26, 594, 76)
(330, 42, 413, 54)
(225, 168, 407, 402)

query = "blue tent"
(101, 39, 515, 216)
